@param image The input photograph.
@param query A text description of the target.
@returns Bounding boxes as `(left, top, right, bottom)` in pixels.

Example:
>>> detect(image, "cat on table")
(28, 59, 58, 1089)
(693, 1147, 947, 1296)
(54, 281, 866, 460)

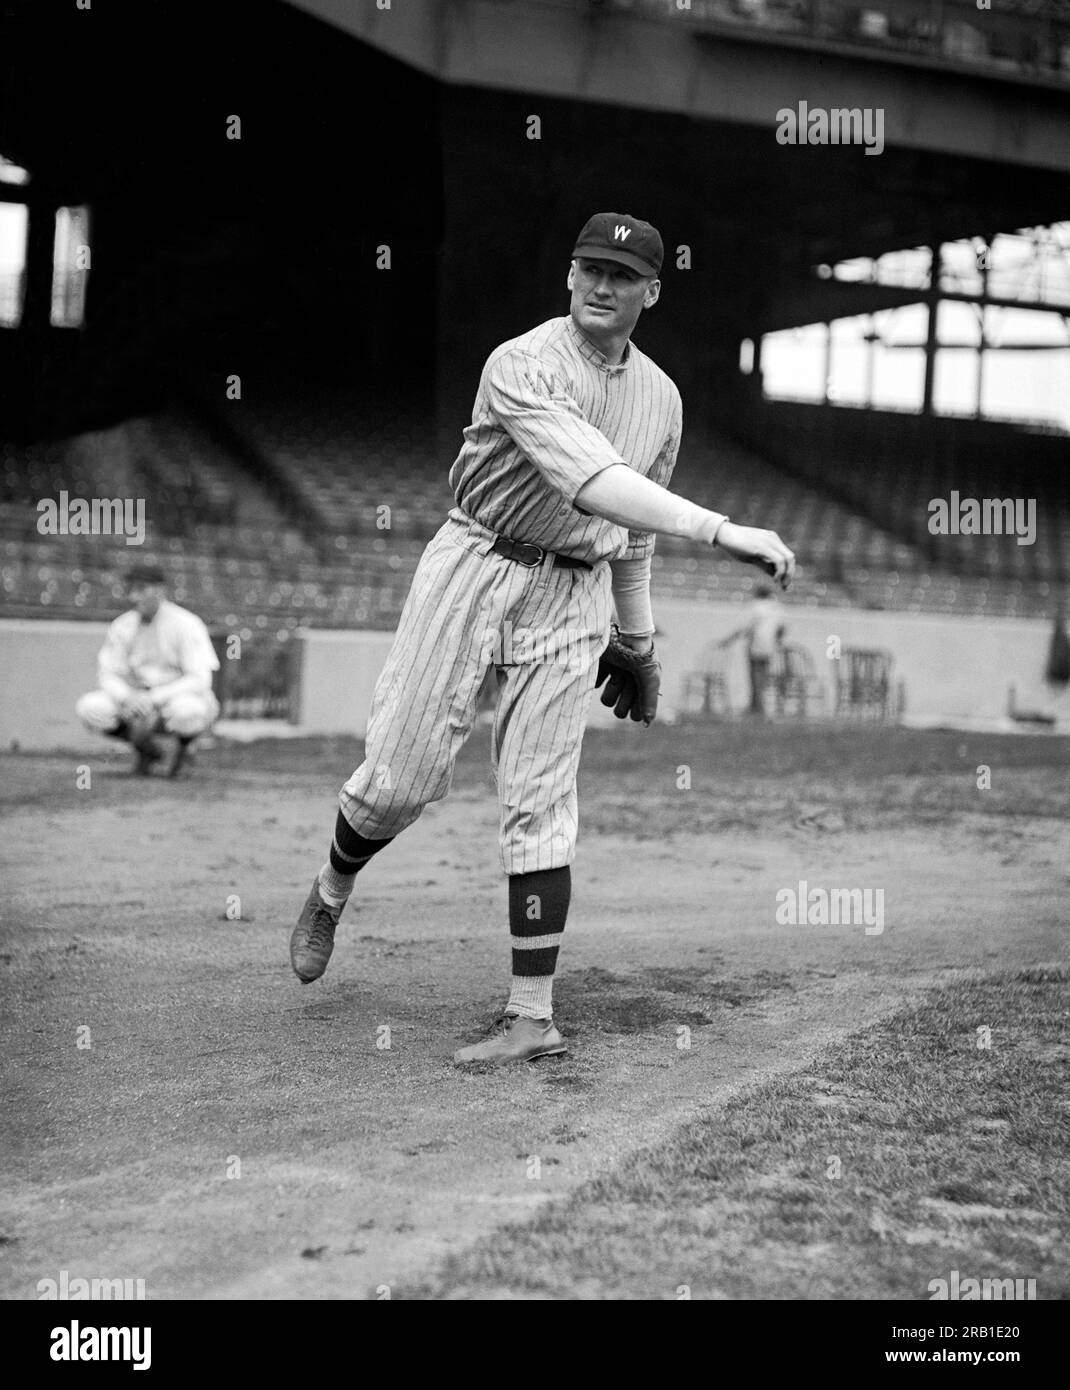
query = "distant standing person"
(75, 564, 220, 776)
(719, 582, 786, 716)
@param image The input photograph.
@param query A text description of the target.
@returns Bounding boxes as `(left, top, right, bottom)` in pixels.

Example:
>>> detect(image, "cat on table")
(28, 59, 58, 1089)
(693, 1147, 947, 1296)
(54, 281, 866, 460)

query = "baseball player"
(76, 563, 220, 776)
(290, 212, 795, 1065)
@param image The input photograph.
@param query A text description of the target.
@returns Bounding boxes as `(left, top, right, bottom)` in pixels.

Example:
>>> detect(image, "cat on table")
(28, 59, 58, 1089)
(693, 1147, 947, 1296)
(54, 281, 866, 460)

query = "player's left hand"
(714, 521, 796, 590)
(595, 625, 661, 726)
(121, 691, 157, 722)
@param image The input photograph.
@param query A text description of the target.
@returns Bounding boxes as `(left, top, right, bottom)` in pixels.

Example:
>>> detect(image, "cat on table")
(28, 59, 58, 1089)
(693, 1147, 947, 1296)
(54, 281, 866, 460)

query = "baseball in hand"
(714, 521, 795, 589)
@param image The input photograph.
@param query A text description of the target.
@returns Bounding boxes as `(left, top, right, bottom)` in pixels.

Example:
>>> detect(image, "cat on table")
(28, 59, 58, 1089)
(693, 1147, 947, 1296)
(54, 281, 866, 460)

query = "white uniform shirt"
(748, 596, 785, 658)
(98, 599, 219, 692)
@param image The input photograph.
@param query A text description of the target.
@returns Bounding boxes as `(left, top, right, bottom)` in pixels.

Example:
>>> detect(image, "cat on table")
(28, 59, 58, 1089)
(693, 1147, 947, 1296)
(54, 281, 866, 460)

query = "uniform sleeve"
(97, 617, 135, 694)
(484, 349, 626, 502)
(148, 615, 218, 706)
(624, 392, 683, 560)
(178, 616, 220, 677)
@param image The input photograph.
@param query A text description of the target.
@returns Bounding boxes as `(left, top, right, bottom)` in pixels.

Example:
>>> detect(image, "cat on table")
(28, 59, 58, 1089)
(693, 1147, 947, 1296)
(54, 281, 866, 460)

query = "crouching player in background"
(75, 564, 220, 776)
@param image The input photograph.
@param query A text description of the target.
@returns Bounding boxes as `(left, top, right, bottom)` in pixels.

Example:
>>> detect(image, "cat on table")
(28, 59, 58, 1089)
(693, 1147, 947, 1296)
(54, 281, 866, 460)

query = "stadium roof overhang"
(282, 0, 1070, 334)
(284, 0, 1070, 175)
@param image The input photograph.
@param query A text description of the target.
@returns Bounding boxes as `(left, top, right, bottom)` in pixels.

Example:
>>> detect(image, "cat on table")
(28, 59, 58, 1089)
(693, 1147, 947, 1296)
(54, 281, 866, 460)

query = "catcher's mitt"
(595, 624, 661, 725)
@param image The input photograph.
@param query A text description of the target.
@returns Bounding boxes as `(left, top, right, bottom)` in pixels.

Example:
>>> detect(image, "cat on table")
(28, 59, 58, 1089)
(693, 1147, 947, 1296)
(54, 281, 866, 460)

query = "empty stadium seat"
(1, 402, 1064, 633)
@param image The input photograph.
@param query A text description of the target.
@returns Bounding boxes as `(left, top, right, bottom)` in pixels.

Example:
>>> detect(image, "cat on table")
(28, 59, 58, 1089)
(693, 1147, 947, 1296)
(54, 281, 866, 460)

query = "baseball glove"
(595, 624, 661, 726)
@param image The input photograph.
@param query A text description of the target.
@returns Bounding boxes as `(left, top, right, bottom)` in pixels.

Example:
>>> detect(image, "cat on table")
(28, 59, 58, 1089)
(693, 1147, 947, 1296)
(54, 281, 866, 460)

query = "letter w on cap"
(613, 225, 632, 240)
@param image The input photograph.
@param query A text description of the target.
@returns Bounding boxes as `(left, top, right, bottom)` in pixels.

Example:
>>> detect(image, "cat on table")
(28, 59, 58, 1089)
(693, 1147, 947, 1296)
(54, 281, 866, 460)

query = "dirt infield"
(1, 724, 1066, 1299)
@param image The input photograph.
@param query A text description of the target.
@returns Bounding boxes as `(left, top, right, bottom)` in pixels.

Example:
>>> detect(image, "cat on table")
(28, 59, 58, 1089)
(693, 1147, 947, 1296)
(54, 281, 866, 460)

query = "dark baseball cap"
(572, 212, 664, 277)
(126, 563, 166, 587)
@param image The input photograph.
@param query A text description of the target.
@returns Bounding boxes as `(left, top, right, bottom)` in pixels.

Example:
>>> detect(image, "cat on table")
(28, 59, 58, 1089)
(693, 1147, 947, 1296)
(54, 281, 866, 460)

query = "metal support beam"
(923, 244, 940, 416)
(749, 277, 1069, 337)
(976, 235, 991, 419)
(866, 314, 876, 409)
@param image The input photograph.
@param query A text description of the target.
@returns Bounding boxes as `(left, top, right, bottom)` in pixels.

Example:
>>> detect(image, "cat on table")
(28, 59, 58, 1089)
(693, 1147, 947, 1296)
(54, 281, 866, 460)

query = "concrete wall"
(2, 605, 1066, 751)
(646, 598, 1068, 726)
(0, 620, 109, 752)
(294, 628, 397, 736)
(294, 600, 1068, 735)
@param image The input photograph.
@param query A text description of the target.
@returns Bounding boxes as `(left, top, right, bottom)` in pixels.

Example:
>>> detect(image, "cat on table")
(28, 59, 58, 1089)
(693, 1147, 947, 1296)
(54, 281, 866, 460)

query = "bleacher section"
(732, 401, 1069, 612)
(235, 399, 454, 540)
(1, 405, 1065, 637)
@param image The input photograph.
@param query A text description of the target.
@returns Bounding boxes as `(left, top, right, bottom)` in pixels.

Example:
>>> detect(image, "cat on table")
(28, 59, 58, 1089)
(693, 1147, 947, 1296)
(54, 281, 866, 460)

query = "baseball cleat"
(132, 739, 164, 776)
(167, 737, 194, 779)
(289, 879, 344, 983)
(453, 1012, 567, 1067)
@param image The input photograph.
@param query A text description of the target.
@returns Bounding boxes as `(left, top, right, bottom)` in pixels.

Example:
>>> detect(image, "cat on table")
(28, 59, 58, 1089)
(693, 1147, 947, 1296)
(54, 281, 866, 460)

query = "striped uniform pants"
(339, 511, 613, 874)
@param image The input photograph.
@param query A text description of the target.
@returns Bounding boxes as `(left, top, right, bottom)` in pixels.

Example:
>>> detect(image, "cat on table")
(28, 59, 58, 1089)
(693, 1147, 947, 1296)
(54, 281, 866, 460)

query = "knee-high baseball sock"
(506, 867, 570, 1020)
(317, 811, 392, 907)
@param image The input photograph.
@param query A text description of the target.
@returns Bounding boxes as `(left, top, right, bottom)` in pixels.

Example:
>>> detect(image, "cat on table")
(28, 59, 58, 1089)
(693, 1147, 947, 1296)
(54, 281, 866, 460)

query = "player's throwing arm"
(575, 464, 795, 589)
(578, 463, 794, 728)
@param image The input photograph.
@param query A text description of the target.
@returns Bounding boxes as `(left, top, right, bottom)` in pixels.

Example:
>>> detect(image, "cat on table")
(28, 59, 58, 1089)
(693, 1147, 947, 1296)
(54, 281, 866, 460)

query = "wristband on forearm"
(609, 555, 655, 636)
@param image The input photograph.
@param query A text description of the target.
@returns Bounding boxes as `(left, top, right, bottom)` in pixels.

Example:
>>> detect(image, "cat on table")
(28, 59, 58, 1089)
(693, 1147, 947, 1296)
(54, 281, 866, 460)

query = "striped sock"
(317, 811, 392, 907)
(506, 867, 570, 1020)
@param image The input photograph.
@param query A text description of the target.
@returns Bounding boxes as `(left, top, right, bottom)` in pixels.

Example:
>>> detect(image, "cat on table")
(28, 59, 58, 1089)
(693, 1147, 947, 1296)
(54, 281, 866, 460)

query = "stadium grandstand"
(614, 0, 1069, 83)
(0, 0, 1067, 727)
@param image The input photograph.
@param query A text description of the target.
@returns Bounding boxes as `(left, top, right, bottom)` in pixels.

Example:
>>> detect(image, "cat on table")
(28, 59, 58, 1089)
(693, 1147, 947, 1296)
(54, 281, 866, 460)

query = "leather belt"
(490, 536, 592, 571)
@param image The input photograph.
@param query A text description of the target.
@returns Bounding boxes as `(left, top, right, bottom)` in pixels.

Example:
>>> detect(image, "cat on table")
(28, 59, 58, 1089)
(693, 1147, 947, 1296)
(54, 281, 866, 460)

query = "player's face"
(129, 583, 163, 620)
(568, 258, 659, 342)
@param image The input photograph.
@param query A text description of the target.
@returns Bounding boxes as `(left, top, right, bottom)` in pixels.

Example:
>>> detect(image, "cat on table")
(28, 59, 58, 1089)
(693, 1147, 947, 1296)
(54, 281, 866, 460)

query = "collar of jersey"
(566, 315, 631, 373)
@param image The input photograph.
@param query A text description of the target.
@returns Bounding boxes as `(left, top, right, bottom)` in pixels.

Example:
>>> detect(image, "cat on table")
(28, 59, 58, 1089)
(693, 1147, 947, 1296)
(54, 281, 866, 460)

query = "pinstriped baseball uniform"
(451, 315, 681, 562)
(338, 313, 682, 874)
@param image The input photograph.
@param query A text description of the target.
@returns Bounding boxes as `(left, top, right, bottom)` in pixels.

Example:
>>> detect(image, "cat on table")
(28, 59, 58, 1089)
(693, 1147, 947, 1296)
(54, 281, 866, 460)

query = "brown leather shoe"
(454, 1012, 567, 1066)
(289, 879, 344, 983)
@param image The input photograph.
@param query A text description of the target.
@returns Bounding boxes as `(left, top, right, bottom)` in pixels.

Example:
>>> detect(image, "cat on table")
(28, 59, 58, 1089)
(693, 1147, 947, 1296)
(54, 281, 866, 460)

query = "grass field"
(1, 721, 1067, 1299)
(405, 970, 1070, 1300)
